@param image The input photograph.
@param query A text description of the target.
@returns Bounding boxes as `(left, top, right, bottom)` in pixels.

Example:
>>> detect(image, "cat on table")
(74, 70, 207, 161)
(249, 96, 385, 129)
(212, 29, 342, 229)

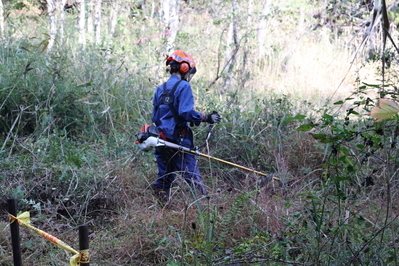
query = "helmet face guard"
(184, 66, 196, 82)
(166, 50, 196, 81)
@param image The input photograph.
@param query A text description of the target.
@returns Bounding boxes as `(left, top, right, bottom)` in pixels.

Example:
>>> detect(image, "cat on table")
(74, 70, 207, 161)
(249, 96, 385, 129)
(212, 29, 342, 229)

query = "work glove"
(204, 111, 221, 124)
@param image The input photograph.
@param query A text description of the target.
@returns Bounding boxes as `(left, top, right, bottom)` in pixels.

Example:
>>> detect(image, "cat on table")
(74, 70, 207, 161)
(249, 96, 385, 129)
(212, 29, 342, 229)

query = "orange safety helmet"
(166, 50, 197, 77)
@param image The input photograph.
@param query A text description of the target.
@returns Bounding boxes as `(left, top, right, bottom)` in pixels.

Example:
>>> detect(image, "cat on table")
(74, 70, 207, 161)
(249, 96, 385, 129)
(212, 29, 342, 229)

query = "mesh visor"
(189, 66, 197, 75)
(185, 67, 196, 82)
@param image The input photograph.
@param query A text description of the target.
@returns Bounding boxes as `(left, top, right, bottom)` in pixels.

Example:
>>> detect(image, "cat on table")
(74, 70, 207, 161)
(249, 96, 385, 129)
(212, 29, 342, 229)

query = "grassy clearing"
(1, 0, 399, 265)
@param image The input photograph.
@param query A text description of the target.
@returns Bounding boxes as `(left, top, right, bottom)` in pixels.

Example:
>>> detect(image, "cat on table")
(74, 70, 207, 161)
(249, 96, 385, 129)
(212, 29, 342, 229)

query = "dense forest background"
(1, 0, 399, 265)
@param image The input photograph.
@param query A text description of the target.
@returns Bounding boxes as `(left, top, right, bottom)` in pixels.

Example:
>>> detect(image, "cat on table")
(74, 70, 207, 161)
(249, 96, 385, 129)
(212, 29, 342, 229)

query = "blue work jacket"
(152, 75, 203, 140)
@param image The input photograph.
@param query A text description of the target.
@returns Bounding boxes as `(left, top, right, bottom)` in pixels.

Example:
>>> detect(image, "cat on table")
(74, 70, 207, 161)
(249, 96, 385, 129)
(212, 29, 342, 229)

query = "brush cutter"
(135, 124, 279, 182)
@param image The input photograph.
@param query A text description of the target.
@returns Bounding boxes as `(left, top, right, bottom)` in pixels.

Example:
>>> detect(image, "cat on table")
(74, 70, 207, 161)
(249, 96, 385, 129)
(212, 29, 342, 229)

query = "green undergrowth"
(1, 0, 399, 265)
(0, 39, 323, 265)
(1, 43, 397, 264)
(1, 39, 398, 265)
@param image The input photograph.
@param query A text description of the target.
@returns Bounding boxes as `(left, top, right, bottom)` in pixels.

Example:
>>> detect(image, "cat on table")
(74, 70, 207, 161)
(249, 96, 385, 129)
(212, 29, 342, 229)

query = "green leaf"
(335, 176, 350, 181)
(339, 147, 349, 153)
(362, 82, 380, 88)
(322, 114, 334, 120)
(348, 110, 359, 115)
(297, 123, 314, 131)
(285, 114, 306, 122)
(311, 133, 336, 143)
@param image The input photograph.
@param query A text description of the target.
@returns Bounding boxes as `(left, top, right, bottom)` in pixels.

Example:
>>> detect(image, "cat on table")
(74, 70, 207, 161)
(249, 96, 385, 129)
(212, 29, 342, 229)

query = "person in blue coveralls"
(151, 50, 221, 205)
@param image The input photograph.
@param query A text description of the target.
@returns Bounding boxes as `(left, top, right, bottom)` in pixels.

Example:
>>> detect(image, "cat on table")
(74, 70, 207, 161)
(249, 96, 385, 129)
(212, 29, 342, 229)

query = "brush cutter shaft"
(154, 137, 273, 178)
(195, 153, 268, 177)
(156, 137, 192, 152)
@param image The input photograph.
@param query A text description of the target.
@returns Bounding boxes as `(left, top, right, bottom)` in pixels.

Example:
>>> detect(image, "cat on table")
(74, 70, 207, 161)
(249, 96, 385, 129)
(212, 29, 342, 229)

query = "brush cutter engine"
(135, 124, 160, 151)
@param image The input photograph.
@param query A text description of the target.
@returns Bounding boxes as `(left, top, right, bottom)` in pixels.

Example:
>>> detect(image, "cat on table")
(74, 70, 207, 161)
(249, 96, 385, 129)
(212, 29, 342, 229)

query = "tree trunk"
(162, 0, 180, 53)
(109, 0, 120, 40)
(78, 0, 86, 48)
(150, 0, 155, 19)
(0, 0, 4, 39)
(247, 0, 253, 26)
(47, 0, 57, 51)
(58, 0, 68, 41)
(87, 0, 94, 42)
(222, 0, 238, 93)
(257, 0, 270, 54)
(94, 0, 101, 45)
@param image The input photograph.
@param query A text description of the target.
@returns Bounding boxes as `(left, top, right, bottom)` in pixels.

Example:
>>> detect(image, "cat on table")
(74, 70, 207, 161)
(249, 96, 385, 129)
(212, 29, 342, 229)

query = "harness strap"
(161, 80, 183, 124)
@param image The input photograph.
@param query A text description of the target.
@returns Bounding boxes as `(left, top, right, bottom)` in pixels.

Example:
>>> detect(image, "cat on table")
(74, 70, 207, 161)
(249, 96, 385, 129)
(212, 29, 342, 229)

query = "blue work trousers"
(153, 129, 206, 195)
